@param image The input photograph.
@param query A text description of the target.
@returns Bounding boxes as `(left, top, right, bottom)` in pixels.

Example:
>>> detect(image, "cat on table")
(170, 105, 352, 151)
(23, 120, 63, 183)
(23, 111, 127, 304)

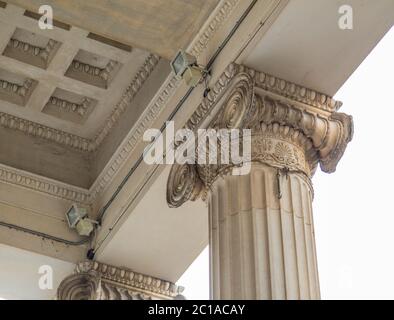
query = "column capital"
(167, 63, 353, 208)
(57, 260, 184, 300)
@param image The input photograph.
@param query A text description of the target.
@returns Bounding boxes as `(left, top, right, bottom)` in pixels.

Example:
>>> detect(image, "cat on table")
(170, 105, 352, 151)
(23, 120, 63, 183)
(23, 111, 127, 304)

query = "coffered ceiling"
(0, 3, 157, 140)
(0, 2, 169, 188)
(7, 0, 221, 59)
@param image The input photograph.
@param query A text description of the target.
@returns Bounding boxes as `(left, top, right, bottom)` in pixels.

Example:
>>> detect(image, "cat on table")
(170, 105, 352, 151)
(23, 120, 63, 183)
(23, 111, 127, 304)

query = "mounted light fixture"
(66, 203, 97, 236)
(170, 50, 208, 88)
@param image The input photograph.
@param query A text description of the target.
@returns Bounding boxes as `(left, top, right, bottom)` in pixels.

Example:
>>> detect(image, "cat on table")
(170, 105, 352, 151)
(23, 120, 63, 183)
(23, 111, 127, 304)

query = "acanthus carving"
(57, 261, 184, 300)
(248, 94, 353, 174)
(166, 63, 353, 207)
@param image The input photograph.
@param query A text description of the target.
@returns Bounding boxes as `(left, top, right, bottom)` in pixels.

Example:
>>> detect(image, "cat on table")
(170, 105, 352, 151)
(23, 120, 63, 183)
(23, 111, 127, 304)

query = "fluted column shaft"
(208, 163, 320, 300)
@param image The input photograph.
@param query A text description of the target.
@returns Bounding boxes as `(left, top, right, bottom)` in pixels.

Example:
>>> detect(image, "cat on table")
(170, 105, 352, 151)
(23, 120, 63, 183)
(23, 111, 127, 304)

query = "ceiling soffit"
(6, 0, 221, 60)
(0, 0, 246, 200)
(0, 2, 162, 149)
(0, 2, 167, 187)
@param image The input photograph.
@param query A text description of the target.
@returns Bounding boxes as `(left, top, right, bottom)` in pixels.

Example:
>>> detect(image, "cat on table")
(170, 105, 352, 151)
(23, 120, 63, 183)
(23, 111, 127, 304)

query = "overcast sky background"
(177, 26, 394, 300)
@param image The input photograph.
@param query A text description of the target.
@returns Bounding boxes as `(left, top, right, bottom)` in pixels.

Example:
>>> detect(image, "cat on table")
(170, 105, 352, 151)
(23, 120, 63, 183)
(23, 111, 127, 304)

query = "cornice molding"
(183, 64, 343, 136)
(188, 0, 241, 58)
(0, 110, 91, 151)
(247, 65, 343, 112)
(57, 260, 184, 300)
(0, 163, 89, 203)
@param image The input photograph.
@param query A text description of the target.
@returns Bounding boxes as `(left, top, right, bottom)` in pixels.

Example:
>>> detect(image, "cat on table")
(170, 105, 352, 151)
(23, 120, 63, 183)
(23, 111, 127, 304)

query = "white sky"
(177, 27, 394, 300)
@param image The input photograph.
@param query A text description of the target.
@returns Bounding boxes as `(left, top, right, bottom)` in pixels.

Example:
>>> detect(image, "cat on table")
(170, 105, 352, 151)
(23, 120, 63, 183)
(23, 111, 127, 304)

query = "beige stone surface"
(7, 0, 220, 59)
(209, 164, 319, 299)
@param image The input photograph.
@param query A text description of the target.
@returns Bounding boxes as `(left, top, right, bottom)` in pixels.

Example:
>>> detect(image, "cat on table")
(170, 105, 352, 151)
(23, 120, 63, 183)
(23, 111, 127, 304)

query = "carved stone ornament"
(167, 164, 204, 208)
(57, 261, 185, 300)
(166, 63, 353, 207)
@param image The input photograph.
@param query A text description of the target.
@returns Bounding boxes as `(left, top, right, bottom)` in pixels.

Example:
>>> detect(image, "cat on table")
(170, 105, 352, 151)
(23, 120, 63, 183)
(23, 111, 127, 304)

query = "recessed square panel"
(0, 68, 37, 106)
(42, 88, 97, 124)
(65, 49, 121, 89)
(3, 28, 61, 69)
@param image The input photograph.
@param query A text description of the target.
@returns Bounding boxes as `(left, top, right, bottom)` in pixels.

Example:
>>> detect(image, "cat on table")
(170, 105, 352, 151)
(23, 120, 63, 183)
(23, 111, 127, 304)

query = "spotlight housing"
(66, 204, 96, 236)
(170, 50, 207, 88)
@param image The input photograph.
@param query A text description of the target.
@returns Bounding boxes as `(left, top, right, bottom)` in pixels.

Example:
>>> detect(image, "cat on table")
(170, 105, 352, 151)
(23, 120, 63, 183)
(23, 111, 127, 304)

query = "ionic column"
(166, 63, 353, 300)
(56, 260, 184, 300)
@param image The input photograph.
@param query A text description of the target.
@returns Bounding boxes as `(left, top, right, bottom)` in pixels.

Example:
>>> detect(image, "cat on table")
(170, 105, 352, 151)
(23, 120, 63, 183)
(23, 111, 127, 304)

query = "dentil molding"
(0, 163, 90, 203)
(188, 0, 241, 58)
